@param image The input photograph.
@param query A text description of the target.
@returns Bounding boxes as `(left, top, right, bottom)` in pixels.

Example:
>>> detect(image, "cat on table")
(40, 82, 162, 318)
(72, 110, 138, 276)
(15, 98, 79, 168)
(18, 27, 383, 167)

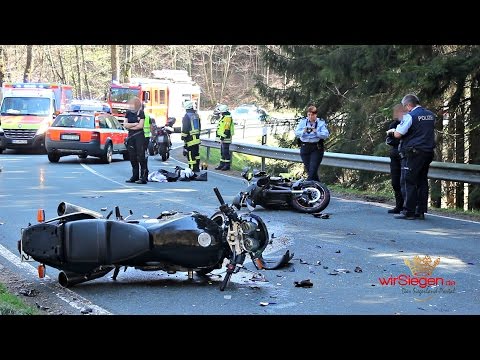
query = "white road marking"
(0, 243, 112, 315)
(333, 196, 480, 224)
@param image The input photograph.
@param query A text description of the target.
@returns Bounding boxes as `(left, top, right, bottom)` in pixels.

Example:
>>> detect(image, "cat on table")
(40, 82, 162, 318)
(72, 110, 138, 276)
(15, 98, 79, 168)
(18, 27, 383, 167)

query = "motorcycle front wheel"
(291, 181, 331, 213)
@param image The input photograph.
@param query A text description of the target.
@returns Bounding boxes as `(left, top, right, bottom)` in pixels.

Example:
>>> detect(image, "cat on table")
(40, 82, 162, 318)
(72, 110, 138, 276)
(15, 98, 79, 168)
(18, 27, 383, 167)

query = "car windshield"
(109, 88, 140, 103)
(52, 115, 94, 129)
(0, 97, 51, 116)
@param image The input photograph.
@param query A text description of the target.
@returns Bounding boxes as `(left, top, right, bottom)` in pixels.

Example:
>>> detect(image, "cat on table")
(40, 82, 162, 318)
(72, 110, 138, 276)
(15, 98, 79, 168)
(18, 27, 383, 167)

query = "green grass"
(327, 184, 393, 201)
(200, 147, 260, 172)
(0, 283, 38, 315)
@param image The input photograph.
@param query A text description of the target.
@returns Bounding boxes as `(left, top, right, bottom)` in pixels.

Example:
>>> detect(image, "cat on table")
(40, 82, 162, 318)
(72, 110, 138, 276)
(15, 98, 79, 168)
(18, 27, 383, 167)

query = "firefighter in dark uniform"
(385, 104, 405, 213)
(388, 94, 436, 220)
(123, 97, 148, 184)
(181, 100, 201, 172)
(214, 104, 234, 170)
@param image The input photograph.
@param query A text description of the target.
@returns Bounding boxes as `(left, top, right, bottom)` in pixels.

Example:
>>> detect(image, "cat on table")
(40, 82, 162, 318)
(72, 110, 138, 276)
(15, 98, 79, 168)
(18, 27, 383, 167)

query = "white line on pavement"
(0, 243, 112, 315)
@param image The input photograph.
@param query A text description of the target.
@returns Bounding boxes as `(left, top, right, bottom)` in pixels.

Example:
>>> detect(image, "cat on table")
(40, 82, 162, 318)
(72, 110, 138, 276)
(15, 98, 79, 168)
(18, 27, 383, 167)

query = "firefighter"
(181, 100, 201, 172)
(215, 104, 234, 171)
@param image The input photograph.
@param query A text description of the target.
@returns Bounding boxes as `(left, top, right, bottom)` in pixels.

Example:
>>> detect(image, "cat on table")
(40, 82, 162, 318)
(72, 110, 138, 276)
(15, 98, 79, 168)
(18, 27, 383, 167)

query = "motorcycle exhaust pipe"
(58, 266, 115, 287)
(57, 202, 103, 218)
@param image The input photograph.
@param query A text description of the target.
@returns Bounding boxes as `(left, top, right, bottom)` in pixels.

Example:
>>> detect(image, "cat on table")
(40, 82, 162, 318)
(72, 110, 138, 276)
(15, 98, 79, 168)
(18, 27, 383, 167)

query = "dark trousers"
(144, 136, 150, 173)
(300, 142, 324, 181)
(219, 142, 231, 169)
(187, 144, 200, 172)
(400, 151, 434, 215)
(127, 133, 148, 180)
(389, 152, 404, 209)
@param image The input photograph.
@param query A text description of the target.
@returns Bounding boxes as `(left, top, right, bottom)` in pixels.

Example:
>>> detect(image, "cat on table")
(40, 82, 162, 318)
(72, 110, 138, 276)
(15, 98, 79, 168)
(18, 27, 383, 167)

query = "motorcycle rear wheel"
(148, 142, 157, 156)
(291, 181, 331, 213)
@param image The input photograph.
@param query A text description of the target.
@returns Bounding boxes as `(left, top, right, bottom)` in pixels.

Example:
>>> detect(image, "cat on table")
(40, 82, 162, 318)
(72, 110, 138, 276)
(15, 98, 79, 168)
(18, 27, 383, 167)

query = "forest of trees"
(0, 45, 478, 210)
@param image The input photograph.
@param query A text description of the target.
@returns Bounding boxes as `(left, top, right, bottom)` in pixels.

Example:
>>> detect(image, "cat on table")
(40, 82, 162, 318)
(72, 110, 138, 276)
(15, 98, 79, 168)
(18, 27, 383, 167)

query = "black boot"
(215, 162, 225, 170)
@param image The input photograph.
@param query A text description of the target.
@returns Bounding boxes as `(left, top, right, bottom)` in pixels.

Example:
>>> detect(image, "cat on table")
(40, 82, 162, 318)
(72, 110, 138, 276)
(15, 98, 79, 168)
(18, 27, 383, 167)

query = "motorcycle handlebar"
(213, 187, 225, 205)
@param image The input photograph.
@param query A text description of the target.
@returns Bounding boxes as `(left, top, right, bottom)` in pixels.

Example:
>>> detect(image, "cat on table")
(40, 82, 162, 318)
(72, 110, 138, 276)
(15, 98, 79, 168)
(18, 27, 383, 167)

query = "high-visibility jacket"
(216, 113, 234, 143)
(143, 112, 151, 138)
(181, 110, 201, 147)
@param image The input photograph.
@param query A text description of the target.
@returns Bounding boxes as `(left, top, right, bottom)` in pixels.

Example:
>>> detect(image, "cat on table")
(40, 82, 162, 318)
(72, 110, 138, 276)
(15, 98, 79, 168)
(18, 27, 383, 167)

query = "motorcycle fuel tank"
(136, 212, 227, 269)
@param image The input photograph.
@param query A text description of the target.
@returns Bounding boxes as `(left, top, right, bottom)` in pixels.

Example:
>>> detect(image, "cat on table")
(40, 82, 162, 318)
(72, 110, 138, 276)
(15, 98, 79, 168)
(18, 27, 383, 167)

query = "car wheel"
(101, 143, 113, 164)
(47, 152, 60, 163)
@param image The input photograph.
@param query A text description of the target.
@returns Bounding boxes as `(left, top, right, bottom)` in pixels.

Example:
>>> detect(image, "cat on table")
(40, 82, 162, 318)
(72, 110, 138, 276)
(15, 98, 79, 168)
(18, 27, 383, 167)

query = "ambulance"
(0, 83, 73, 153)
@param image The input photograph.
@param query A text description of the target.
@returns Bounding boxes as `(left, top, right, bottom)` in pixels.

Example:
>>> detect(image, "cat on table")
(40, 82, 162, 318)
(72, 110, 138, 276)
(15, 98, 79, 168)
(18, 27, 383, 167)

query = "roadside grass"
(0, 283, 38, 315)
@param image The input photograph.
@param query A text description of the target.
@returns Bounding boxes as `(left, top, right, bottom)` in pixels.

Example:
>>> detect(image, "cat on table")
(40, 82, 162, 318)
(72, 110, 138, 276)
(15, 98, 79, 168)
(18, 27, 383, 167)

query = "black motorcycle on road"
(18, 188, 292, 291)
(234, 168, 330, 214)
(148, 117, 176, 161)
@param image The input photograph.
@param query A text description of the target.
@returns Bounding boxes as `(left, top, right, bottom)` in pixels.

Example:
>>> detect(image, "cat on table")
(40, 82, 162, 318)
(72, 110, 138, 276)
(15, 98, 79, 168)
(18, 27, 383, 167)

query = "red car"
(45, 111, 129, 163)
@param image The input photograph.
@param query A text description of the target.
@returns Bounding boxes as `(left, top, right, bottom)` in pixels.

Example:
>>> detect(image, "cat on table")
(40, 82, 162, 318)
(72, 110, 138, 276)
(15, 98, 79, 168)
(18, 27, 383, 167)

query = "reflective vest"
(216, 114, 234, 143)
(181, 111, 201, 147)
(143, 113, 151, 138)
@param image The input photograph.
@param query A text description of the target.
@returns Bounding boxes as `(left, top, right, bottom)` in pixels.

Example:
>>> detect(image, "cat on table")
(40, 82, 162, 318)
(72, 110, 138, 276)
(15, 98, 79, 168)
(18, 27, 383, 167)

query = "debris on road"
(313, 213, 330, 219)
(315, 261, 321, 266)
(35, 302, 49, 311)
(334, 268, 351, 274)
(19, 288, 38, 297)
(142, 215, 149, 218)
(260, 302, 272, 306)
(335, 250, 341, 253)
(346, 232, 356, 235)
(294, 279, 313, 288)
(249, 286, 260, 290)
(323, 266, 329, 269)
(299, 259, 310, 265)
(81, 307, 93, 314)
(354, 266, 363, 273)
(224, 295, 232, 300)
(328, 271, 338, 275)
(367, 247, 374, 250)
(100, 207, 107, 211)
(315, 245, 322, 249)
(467, 262, 475, 265)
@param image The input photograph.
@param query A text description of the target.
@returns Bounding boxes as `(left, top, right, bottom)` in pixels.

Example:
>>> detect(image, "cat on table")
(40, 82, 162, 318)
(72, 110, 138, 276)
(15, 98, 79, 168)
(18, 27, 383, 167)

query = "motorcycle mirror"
(37, 209, 45, 223)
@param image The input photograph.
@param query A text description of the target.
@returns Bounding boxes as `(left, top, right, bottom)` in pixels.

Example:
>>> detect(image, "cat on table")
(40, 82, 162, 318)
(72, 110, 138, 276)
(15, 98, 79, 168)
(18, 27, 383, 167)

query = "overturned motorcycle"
(18, 188, 292, 291)
(234, 168, 331, 213)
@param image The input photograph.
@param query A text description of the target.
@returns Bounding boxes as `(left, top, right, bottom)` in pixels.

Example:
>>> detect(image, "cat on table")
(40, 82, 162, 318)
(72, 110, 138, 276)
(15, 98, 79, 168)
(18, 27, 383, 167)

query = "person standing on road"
(142, 103, 154, 175)
(294, 105, 330, 181)
(181, 100, 201, 172)
(385, 104, 405, 214)
(215, 104, 235, 171)
(388, 94, 436, 220)
(123, 97, 148, 184)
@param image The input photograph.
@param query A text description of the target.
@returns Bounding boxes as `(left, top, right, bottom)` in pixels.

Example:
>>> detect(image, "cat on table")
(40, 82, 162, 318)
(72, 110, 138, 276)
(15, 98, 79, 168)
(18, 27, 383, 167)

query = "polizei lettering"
(417, 115, 434, 121)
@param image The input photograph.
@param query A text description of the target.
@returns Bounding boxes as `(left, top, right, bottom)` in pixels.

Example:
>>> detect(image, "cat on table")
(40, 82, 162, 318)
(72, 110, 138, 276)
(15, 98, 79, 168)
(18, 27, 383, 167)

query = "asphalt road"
(0, 134, 479, 314)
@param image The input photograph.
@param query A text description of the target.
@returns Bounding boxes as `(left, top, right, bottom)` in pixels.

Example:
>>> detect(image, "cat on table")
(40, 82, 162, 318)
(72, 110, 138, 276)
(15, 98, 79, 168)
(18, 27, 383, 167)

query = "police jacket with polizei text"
(399, 107, 436, 153)
(181, 109, 201, 146)
(216, 112, 234, 143)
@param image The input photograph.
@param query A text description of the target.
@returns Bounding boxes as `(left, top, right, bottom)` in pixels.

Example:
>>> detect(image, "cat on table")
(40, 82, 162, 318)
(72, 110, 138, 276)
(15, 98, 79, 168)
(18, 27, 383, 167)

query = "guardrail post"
(261, 126, 267, 171)
(242, 120, 246, 139)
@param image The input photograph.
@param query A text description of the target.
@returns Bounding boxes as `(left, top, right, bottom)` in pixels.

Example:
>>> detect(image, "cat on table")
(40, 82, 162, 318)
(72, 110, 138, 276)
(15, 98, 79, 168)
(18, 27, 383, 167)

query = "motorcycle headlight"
(36, 121, 50, 136)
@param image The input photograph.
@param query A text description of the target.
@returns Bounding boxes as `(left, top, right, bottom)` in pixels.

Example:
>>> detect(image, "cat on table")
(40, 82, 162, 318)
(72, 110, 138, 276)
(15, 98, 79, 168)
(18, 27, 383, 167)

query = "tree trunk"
(455, 107, 465, 209)
(57, 48, 66, 84)
(430, 112, 444, 208)
(75, 46, 82, 98)
(0, 46, 5, 85)
(23, 45, 33, 82)
(468, 75, 480, 210)
(111, 45, 119, 82)
(80, 45, 91, 98)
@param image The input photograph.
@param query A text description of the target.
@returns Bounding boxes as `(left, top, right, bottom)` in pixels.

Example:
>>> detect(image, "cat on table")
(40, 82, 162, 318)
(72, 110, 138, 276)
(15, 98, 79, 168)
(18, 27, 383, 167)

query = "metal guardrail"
(200, 138, 480, 184)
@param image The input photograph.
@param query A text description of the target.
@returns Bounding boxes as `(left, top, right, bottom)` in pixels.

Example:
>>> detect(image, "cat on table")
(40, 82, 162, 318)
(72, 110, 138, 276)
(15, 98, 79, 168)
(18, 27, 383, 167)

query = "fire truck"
(107, 69, 201, 124)
(0, 83, 73, 153)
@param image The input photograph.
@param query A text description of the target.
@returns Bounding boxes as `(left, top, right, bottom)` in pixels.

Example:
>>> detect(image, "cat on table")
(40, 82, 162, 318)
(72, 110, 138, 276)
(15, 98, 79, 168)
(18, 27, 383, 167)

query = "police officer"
(294, 105, 330, 181)
(385, 104, 405, 214)
(181, 100, 201, 172)
(215, 104, 234, 171)
(124, 97, 148, 184)
(388, 94, 436, 220)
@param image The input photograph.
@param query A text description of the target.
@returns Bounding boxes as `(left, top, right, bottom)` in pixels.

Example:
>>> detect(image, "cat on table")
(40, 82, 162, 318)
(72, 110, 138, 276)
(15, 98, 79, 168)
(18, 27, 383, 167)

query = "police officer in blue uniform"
(388, 94, 436, 220)
(294, 105, 329, 181)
